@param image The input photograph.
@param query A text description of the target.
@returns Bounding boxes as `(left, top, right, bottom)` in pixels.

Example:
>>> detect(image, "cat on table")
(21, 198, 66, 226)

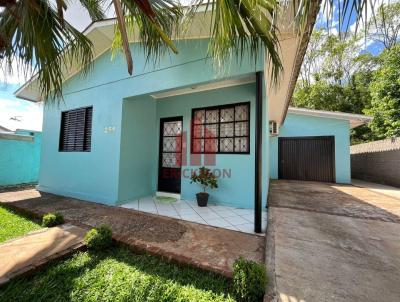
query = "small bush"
(232, 257, 267, 302)
(42, 212, 64, 227)
(85, 225, 113, 250)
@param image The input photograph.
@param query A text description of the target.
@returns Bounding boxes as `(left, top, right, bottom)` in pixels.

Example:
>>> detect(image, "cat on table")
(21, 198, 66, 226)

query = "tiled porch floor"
(119, 196, 267, 234)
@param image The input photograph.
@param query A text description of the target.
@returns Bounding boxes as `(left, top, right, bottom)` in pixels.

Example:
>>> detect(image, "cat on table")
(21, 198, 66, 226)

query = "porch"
(118, 73, 268, 233)
(119, 196, 267, 234)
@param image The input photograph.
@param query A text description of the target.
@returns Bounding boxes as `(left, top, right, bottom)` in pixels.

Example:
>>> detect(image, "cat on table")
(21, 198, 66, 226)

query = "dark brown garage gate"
(278, 136, 335, 182)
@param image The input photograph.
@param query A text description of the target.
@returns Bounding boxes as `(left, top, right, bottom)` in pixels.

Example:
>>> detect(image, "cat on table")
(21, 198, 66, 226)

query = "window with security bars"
(191, 102, 250, 154)
(59, 106, 93, 152)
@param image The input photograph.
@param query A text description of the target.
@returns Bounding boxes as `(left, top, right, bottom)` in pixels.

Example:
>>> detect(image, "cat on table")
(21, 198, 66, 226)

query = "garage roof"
(288, 107, 373, 128)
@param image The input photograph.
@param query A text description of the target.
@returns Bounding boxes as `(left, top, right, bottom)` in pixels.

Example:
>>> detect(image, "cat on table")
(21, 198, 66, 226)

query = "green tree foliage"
(365, 45, 400, 139)
(293, 31, 378, 143)
(367, 2, 400, 49)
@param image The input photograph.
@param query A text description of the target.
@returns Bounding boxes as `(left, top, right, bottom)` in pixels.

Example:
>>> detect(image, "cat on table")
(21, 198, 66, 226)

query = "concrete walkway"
(0, 189, 264, 277)
(266, 180, 400, 302)
(352, 179, 400, 201)
(0, 224, 86, 285)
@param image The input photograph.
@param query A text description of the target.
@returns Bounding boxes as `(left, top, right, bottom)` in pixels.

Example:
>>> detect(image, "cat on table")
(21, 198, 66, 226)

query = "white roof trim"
(151, 75, 255, 99)
(288, 107, 372, 128)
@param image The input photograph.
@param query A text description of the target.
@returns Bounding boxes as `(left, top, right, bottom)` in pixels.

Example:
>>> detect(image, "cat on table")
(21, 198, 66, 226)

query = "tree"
(293, 31, 378, 144)
(367, 2, 400, 49)
(365, 45, 400, 139)
(0, 0, 383, 101)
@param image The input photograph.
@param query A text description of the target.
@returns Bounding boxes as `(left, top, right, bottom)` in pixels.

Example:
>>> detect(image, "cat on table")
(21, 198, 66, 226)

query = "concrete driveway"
(266, 180, 400, 302)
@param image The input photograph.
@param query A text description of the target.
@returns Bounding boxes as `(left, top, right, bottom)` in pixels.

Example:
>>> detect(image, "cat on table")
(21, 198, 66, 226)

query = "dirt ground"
(266, 180, 400, 302)
(0, 189, 264, 277)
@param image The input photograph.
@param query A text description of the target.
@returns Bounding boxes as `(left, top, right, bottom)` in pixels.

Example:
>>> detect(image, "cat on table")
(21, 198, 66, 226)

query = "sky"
(0, 0, 390, 131)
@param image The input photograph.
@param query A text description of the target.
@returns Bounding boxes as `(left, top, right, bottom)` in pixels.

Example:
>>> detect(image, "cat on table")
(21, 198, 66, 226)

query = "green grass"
(0, 205, 42, 243)
(0, 246, 235, 302)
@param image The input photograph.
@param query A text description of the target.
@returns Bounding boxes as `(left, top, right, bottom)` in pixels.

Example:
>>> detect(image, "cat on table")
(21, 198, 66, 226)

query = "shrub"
(190, 166, 218, 193)
(232, 257, 267, 302)
(42, 212, 64, 227)
(85, 225, 113, 250)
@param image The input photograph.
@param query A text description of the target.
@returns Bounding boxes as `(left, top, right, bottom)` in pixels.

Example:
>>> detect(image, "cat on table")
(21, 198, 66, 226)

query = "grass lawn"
(0, 246, 235, 302)
(0, 205, 42, 243)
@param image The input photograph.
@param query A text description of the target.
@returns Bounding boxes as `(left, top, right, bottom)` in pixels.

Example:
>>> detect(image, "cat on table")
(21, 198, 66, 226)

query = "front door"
(158, 117, 183, 193)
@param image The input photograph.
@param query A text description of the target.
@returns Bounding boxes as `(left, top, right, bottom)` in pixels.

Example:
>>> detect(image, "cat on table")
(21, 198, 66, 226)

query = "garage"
(278, 136, 335, 182)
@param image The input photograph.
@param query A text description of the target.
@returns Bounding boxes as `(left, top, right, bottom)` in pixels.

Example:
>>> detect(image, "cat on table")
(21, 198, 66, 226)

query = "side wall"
(38, 99, 123, 204)
(0, 130, 41, 186)
(351, 151, 400, 187)
(118, 96, 158, 202)
(270, 114, 351, 183)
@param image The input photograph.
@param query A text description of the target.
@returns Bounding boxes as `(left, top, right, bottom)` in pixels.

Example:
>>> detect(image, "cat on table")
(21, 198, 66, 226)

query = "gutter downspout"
(254, 71, 263, 233)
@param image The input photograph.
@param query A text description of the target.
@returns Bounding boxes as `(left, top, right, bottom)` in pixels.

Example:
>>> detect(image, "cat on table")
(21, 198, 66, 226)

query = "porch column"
(254, 71, 263, 233)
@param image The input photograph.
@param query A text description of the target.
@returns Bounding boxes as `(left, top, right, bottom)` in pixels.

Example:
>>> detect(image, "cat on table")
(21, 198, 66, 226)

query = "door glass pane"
(163, 121, 182, 136)
(162, 153, 181, 168)
(163, 137, 181, 152)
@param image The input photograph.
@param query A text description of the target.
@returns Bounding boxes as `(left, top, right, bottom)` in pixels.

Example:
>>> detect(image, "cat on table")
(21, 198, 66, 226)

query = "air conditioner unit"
(269, 121, 279, 136)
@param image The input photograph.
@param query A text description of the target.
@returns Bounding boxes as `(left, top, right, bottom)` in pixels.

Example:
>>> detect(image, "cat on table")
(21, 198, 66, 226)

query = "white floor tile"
(203, 218, 232, 228)
(118, 198, 267, 234)
(173, 201, 191, 209)
(155, 203, 175, 211)
(157, 208, 179, 217)
(224, 215, 249, 226)
(174, 208, 198, 216)
(224, 225, 239, 231)
(139, 196, 156, 203)
(181, 214, 205, 224)
(232, 208, 254, 216)
(193, 206, 216, 212)
(235, 223, 254, 233)
(197, 211, 220, 220)
(240, 214, 254, 223)
(216, 210, 238, 218)
(210, 205, 233, 212)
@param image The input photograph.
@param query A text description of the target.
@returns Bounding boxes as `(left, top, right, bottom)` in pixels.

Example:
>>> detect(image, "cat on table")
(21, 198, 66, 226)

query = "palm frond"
(0, 0, 95, 101)
(111, 0, 181, 66)
(79, 0, 107, 21)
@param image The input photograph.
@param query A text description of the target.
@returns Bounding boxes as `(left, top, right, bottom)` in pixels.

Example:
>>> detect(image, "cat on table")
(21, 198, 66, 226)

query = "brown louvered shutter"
(59, 106, 93, 152)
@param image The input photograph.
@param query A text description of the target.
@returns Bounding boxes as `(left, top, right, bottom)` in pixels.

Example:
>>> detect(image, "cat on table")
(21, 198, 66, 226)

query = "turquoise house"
(0, 129, 42, 186)
(15, 10, 370, 232)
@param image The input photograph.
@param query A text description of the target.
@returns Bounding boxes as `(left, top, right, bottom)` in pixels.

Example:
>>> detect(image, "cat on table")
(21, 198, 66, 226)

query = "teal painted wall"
(118, 96, 157, 202)
(38, 38, 265, 205)
(269, 113, 351, 183)
(0, 130, 42, 186)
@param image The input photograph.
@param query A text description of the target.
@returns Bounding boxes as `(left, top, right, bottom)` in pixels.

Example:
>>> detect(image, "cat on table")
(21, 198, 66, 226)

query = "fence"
(351, 137, 400, 187)
(0, 129, 42, 186)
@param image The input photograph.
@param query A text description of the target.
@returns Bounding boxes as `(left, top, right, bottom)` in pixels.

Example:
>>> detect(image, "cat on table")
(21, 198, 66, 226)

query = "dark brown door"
(278, 136, 335, 182)
(158, 117, 183, 193)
